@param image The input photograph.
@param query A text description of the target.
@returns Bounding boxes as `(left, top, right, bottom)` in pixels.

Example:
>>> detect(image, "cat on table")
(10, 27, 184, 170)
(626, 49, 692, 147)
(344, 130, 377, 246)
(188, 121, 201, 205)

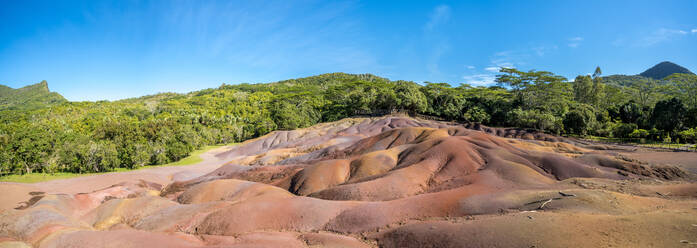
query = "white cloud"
(424, 5, 451, 31)
(422, 5, 452, 77)
(692, 29, 697, 33)
(484, 66, 499, 72)
(567, 37, 583, 48)
(637, 28, 690, 46)
(491, 51, 519, 68)
(466, 65, 475, 69)
(465, 47, 553, 87)
(425, 41, 449, 76)
(462, 74, 496, 86)
(494, 51, 510, 57)
(488, 45, 555, 71)
(533, 45, 557, 55)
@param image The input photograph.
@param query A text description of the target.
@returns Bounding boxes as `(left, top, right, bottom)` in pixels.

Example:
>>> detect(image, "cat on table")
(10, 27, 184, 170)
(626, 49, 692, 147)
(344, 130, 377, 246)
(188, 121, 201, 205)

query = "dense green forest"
(1, 65, 697, 176)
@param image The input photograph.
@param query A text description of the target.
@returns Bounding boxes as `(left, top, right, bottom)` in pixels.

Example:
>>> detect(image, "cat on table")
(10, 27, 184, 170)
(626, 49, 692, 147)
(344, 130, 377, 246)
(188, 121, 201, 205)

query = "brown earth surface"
(619, 150, 697, 174)
(1, 116, 696, 248)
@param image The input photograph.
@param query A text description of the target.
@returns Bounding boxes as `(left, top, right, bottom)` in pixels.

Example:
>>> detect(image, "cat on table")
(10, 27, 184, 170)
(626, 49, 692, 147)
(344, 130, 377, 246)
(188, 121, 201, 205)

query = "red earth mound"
(1, 116, 695, 248)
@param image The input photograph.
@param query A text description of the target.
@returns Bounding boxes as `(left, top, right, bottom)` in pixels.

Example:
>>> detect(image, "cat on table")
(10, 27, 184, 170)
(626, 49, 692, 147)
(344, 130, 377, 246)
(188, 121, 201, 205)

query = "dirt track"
(1, 116, 696, 248)
(0, 146, 237, 213)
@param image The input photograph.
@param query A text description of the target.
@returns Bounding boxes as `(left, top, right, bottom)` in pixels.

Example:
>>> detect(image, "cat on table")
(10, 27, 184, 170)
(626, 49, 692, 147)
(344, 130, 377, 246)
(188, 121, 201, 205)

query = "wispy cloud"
(490, 43, 558, 69)
(636, 28, 691, 47)
(423, 5, 452, 77)
(464, 44, 556, 86)
(568, 37, 583, 48)
(426, 42, 449, 75)
(532, 45, 558, 55)
(462, 74, 496, 86)
(466, 65, 475, 69)
(692, 29, 697, 33)
(424, 5, 451, 31)
(484, 66, 499, 72)
(155, 0, 380, 77)
(460, 51, 519, 87)
(490, 51, 515, 69)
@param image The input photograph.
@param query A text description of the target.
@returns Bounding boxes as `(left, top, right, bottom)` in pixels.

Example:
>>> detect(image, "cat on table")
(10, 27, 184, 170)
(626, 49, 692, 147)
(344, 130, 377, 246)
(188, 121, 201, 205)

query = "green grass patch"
(581, 136, 696, 150)
(635, 143, 692, 148)
(0, 172, 90, 184)
(152, 144, 227, 167)
(582, 136, 624, 143)
(0, 144, 234, 183)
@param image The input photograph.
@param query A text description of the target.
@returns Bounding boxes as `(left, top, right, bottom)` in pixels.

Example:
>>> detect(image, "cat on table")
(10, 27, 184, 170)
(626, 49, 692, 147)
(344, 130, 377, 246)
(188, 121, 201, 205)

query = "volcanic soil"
(1, 116, 696, 248)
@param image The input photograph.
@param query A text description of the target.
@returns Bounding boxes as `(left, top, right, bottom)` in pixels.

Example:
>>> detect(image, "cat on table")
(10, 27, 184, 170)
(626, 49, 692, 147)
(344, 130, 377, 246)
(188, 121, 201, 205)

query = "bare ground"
(1, 116, 696, 248)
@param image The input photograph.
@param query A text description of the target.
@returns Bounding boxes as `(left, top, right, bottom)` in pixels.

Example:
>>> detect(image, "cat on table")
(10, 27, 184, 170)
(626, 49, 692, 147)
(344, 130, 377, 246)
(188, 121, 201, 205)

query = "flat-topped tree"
(495, 67, 569, 112)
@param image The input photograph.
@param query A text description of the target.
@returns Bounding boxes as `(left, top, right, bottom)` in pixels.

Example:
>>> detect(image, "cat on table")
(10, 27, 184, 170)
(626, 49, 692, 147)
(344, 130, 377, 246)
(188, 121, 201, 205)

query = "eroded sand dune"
(1, 116, 696, 248)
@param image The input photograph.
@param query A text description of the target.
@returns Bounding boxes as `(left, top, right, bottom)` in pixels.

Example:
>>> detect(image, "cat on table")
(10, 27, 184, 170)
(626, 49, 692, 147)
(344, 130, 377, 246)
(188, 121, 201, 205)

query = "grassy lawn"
(581, 136, 696, 150)
(0, 144, 233, 183)
(0, 172, 88, 184)
(581, 136, 624, 143)
(635, 143, 691, 148)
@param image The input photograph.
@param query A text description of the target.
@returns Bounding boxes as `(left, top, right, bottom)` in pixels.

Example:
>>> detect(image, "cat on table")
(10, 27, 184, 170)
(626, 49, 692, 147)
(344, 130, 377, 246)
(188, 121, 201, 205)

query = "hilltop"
(0, 81, 66, 110)
(603, 61, 695, 87)
(639, 61, 694, 80)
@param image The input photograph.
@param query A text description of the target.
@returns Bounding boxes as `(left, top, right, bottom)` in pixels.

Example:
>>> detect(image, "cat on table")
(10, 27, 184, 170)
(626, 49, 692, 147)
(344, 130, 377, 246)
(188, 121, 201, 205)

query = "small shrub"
(629, 129, 649, 138)
(612, 123, 637, 138)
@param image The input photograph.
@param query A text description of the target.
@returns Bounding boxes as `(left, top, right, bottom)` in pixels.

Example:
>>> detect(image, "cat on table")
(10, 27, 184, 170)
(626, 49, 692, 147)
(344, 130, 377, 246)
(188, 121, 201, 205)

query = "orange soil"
(1, 116, 696, 248)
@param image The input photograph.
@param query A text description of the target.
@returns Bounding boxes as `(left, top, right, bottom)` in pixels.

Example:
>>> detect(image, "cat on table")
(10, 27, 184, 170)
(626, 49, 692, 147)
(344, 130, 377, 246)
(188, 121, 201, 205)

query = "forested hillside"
(0, 81, 66, 110)
(1, 66, 697, 176)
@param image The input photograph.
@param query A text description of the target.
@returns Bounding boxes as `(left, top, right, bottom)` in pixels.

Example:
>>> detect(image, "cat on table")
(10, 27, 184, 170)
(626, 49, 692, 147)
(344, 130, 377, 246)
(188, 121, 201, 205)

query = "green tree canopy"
(651, 97, 686, 133)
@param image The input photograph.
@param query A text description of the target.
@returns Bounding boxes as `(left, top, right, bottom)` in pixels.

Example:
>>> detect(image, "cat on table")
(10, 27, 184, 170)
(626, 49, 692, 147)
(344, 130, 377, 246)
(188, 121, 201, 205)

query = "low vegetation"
(0, 144, 227, 183)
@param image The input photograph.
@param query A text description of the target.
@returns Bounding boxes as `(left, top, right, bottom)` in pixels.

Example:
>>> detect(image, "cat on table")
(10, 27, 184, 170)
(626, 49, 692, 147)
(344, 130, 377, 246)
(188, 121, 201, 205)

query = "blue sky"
(1, 0, 696, 101)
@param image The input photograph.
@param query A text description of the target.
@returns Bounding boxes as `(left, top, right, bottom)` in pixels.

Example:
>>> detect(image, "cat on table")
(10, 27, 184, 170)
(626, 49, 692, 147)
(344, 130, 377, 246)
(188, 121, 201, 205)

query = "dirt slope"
(1, 116, 696, 248)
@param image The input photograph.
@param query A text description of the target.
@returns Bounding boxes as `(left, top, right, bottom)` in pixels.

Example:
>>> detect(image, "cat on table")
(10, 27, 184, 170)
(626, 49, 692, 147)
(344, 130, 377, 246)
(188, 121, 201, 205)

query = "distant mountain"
(639, 61, 694, 80)
(0, 81, 67, 110)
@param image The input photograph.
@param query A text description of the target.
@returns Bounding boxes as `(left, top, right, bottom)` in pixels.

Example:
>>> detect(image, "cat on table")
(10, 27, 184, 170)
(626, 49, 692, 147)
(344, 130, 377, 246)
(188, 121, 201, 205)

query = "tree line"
(1, 70, 696, 175)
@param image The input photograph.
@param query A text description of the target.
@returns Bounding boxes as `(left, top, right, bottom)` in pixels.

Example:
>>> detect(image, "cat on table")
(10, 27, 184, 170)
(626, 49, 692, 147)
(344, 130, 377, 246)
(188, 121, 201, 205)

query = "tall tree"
(631, 77, 661, 107)
(420, 83, 466, 119)
(592, 66, 603, 78)
(619, 101, 643, 124)
(393, 81, 428, 113)
(563, 104, 595, 135)
(651, 97, 686, 134)
(573, 75, 593, 104)
(664, 73, 697, 109)
(574, 67, 606, 108)
(591, 66, 606, 108)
